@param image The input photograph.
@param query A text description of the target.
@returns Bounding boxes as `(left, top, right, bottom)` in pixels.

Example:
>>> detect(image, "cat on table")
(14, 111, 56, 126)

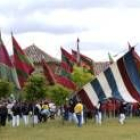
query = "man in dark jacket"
(11, 102, 21, 127)
(21, 102, 29, 125)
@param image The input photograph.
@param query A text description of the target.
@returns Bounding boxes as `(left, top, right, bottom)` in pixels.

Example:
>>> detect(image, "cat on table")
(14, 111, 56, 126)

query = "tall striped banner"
(77, 49, 138, 110)
(12, 35, 34, 87)
(0, 34, 20, 89)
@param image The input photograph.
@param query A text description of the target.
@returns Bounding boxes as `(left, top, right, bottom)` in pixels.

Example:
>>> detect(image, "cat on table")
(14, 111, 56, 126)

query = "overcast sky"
(1, 0, 140, 61)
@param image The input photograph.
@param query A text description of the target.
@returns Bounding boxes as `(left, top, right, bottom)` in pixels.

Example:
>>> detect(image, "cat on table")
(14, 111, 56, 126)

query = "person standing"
(95, 102, 102, 125)
(0, 102, 8, 126)
(63, 101, 69, 121)
(33, 102, 41, 124)
(74, 100, 83, 127)
(21, 102, 29, 126)
(68, 99, 76, 123)
(119, 102, 126, 125)
(7, 100, 14, 122)
(41, 101, 50, 122)
(11, 101, 21, 127)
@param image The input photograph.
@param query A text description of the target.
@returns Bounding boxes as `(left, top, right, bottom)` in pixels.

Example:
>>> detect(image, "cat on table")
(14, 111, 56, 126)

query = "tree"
(46, 84, 72, 106)
(0, 79, 13, 99)
(71, 65, 94, 88)
(24, 74, 47, 101)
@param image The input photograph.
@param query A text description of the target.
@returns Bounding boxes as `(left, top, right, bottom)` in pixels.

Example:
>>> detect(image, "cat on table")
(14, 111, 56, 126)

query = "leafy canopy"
(71, 65, 94, 88)
(0, 79, 13, 99)
(46, 84, 72, 106)
(24, 74, 47, 101)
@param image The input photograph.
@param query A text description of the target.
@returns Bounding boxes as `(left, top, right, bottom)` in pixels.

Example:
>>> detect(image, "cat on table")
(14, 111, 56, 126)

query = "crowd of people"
(0, 97, 140, 128)
(0, 99, 56, 127)
(62, 98, 140, 127)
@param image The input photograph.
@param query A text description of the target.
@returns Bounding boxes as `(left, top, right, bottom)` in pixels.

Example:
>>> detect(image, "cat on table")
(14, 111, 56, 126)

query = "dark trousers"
(76, 114, 82, 127)
(0, 115, 7, 126)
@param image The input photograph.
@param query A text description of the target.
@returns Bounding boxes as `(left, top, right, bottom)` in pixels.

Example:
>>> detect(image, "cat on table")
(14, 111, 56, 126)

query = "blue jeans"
(76, 114, 82, 127)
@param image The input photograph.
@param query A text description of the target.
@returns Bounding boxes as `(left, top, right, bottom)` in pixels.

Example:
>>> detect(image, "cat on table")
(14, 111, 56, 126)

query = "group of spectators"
(0, 99, 56, 127)
(1, 97, 140, 128)
(62, 98, 140, 126)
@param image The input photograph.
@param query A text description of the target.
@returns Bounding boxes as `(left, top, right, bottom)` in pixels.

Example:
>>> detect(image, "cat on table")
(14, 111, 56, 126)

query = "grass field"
(0, 117, 140, 140)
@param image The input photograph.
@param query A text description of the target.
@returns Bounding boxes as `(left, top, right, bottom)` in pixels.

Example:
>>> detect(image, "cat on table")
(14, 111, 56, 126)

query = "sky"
(0, 0, 140, 61)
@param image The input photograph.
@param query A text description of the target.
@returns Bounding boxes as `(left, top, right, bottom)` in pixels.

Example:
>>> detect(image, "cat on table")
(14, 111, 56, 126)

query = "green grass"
(0, 117, 140, 140)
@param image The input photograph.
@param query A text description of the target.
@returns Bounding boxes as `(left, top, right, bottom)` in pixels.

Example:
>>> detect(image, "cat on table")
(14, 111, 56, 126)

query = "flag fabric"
(42, 59, 76, 90)
(76, 49, 139, 110)
(61, 47, 76, 75)
(55, 75, 76, 90)
(132, 48, 140, 71)
(0, 34, 20, 89)
(41, 59, 56, 85)
(121, 49, 140, 95)
(72, 50, 94, 74)
(117, 50, 140, 103)
(60, 47, 77, 89)
(12, 35, 34, 87)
